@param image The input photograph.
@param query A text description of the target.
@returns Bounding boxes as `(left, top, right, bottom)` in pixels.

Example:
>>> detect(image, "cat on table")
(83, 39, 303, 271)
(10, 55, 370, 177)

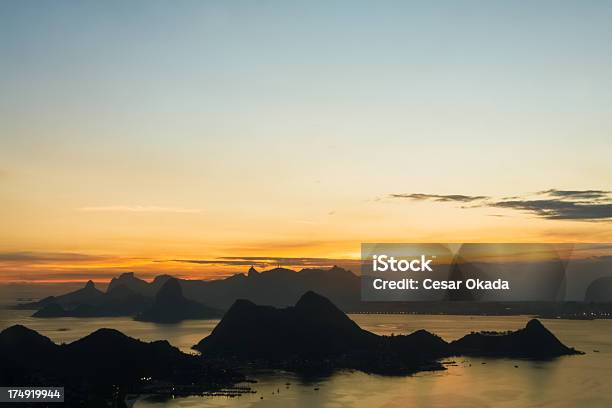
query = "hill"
(21, 266, 362, 315)
(451, 319, 581, 357)
(136, 278, 222, 323)
(0, 325, 242, 407)
(31, 282, 151, 318)
(194, 291, 580, 374)
(195, 291, 378, 358)
(20, 280, 104, 310)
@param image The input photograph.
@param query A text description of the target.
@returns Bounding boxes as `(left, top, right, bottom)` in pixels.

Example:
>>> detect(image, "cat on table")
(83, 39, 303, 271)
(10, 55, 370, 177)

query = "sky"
(1, 1, 611, 283)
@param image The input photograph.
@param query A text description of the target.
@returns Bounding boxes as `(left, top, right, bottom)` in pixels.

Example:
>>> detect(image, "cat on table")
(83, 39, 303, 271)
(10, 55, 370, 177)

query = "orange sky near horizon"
(2, 233, 611, 284)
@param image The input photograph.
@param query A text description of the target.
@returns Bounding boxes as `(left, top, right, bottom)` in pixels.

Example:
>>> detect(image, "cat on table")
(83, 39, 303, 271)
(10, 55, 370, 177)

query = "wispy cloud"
(387, 189, 612, 221)
(538, 189, 610, 200)
(169, 259, 268, 267)
(0, 251, 107, 262)
(0, 251, 179, 283)
(389, 193, 489, 202)
(78, 205, 202, 214)
(491, 199, 612, 220)
(167, 256, 361, 269)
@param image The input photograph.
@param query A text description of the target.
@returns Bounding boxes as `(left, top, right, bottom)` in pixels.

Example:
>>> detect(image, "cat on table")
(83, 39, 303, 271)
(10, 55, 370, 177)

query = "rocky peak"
(247, 266, 259, 277)
(295, 290, 338, 312)
(526, 318, 546, 332)
(156, 278, 184, 304)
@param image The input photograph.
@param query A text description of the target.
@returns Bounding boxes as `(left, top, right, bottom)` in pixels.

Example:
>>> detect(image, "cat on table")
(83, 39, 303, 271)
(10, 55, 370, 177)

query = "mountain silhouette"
(32, 302, 67, 317)
(22, 280, 105, 310)
(179, 266, 361, 310)
(0, 325, 60, 386)
(20, 266, 362, 316)
(247, 266, 259, 277)
(450, 318, 580, 357)
(194, 291, 580, 374)
(0, 325, 242, 407)
(585, 277, 612, 302)
(111, 266, 361, 311)
(19, 266, 612, 318)
(107, 272, 170, 297)
(0, 325, 58, 361)
(31, 281, 152, 318)
(195, 291, 378, 359)
(107, 272, 149, 293)
(135, 278, 222, 323)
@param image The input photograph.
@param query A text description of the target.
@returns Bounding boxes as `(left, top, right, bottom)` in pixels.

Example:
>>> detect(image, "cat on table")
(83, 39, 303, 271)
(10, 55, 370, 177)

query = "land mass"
(15, 267, 612, 320)
(2, 291, 582, 406)
(135, 278, 223, 323)
(194, 291, 581, 374)
(0, 325, 243, 407)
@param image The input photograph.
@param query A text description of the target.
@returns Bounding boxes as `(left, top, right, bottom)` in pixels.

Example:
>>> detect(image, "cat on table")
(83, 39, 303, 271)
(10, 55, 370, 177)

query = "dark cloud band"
(388, 189, 612, 221)
(169, 257, 361, 268)
(491, 199, 612, 220)
(389, 193, 489, 202)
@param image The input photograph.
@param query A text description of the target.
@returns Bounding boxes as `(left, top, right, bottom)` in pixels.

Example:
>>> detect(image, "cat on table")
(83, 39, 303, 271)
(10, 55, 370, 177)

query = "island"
(194, 291, 581, 374)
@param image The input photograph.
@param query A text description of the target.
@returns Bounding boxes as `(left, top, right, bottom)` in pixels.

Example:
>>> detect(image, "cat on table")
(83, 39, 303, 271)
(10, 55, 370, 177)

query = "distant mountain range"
(20, 266, 363, 319)
(31, 280, 151, 318)
(16, 266, 612, 320)
(108, 266, 362, 310)
(136, 278, 223, 323)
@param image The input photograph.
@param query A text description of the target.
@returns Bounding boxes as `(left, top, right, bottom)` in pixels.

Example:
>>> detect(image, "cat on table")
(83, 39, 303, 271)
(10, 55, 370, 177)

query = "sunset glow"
(1, 1, 611, 283)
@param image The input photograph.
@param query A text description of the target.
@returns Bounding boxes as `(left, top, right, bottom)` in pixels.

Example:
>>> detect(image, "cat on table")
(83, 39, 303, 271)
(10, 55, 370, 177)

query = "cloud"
(78, 205, 202, 214)
(0, 251, 107, 262)
(167, 259, 269, 267)
(0, 253, 360, 283)
(491, 199, 612, 220)
(389, 193, 489, 202)
(388, 189, 612, 221)
(0, 252, 186, 283)
(223, 240, 343, 252)
(538, 189, 610, 200)
(168, 256, 361, 269)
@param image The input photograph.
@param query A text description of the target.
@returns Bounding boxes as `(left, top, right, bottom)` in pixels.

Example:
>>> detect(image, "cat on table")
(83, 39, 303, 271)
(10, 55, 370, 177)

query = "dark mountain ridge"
(196, 291, 378, 359)
(0, 325, 242, 407)
(18, 266, 612, 319)
(194, 291, 580, 374)
(107, 272, 150, 294)
(450, 318, 579, 357)
(32, 282, 152, 318)
(176, 265, 361, 311)
(21, 280, 105, 310)
(20, 266, 362, 317)
(136, 278, 222, 323)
